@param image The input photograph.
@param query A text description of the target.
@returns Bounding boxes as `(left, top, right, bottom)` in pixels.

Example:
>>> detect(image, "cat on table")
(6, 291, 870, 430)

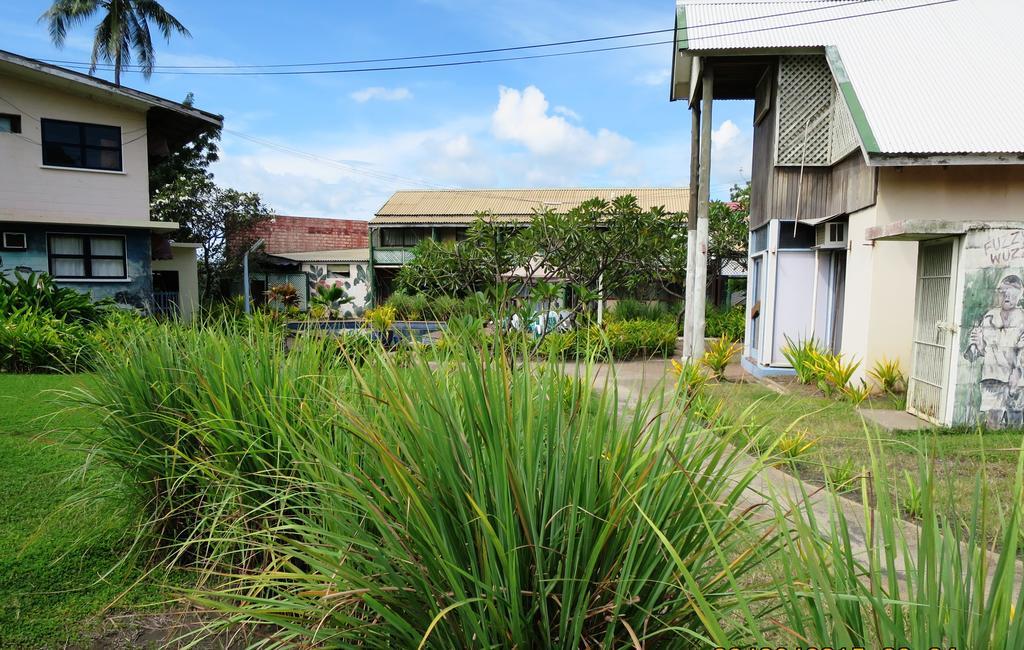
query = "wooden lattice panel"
(775, 55, 834, 166)
(830, 85, 860, 163)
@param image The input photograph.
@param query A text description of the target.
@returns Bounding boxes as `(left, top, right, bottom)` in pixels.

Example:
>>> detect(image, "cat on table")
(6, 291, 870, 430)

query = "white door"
(771, 250, 817, 365)
(908, 239, 958, 423)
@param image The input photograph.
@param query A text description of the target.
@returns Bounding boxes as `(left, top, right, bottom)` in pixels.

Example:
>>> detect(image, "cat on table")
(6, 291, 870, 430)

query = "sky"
(2, 1, 754, 220)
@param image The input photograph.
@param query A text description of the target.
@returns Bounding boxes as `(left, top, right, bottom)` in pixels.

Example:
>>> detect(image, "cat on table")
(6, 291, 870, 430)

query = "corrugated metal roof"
(271, 248, 369, 263)
(676, 0, 1024, 156)
(373, 188, 690, 224)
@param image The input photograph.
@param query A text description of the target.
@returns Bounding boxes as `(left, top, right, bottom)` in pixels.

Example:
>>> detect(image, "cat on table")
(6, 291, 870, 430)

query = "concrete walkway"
(568, 358, 1022, 592)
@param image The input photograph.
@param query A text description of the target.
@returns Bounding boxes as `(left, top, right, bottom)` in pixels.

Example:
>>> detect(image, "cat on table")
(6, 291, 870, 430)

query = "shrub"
(427, 295, 463, 321)
(702, 335, 741, 380)
(387, 290, 428, 321)
(869, 357, 906, 394)
(363, 304, 397, 333)
(265, 282, 300, 310)
(0, 307, 90, 373)
(781, 336, 827, 385)
(609, 299, 675, 323)
(0, 270, 111, 324)
(705, 304, 745, 341)
(180, 342, 776, 647)
(810, 350, 860, 398)
(775, 431, 818, 460)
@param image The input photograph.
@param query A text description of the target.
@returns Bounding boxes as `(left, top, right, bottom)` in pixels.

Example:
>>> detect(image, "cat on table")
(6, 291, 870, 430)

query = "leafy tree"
(149, 92, 220, 197)
(151, 175, 273, 301)
(41, 0, 191, 86)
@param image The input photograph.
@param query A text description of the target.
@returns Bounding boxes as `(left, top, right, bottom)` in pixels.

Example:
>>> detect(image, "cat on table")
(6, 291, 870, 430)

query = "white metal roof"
(674, 0, 1024, 159)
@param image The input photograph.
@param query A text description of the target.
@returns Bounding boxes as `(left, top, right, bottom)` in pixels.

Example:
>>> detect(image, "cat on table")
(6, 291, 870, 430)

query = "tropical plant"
(869, 357, 907, 394)
(0, 270, 111, 323)
(842, 379, 872, 405)
(264, 282, 299, 311)
(780, 336, 826, 385)
(702, 335, 741, 380)
(775, 430, 818, 460)
(811, 350, 861, 398)
(705, 304, 745, 341)
(41, 0, 191, 86)
(309, 283, 351, 318)
(363, 304, 396, 333)
(771, 444, 1024, 649)
(822, 457, 860, 493)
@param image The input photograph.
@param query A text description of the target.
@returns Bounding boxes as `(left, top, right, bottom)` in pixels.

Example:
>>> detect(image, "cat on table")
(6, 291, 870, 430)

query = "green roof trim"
(825, 45, 880, 154)
(677, 5, 689, 50)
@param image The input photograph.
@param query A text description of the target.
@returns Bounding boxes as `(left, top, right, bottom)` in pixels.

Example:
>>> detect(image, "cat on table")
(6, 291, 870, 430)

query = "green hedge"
(539, 319, 676, 361)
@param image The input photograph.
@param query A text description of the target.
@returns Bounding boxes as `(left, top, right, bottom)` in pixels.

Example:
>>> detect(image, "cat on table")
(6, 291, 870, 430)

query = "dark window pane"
(42, 120, 82, 144)
(85, 148, 122, 171)
(43, 143, 83, 167)
(779, 222, 816, 249)
(85, 125, 120, 147)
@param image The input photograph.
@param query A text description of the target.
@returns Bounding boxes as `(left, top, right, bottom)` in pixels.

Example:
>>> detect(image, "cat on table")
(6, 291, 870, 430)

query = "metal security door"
(908, 239, 958, 423)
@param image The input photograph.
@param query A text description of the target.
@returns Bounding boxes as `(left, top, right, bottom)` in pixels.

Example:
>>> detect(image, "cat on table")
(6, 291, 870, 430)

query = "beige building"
(0, 49, 220, 316)
(670, 0, 1024, 427)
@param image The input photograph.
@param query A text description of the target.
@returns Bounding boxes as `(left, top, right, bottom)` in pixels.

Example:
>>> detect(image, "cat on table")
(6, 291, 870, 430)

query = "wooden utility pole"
(682, 103, 701, 359)
(691, 66, 714, 358)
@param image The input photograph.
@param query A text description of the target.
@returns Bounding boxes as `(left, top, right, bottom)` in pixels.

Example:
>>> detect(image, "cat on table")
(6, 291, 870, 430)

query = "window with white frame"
(2, 232, 27, 250)
(48, 234, 127, 279)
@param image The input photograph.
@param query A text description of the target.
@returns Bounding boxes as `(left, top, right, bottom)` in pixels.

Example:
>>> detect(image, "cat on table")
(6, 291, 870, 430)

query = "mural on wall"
(305, 263, 369, 318)
(954, 229, 1024, 428)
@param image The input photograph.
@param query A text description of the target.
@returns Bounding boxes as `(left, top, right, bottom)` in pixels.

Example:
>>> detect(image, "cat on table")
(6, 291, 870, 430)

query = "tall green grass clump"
(174, 336, 777, 647)
(70, 318, 364, 568)
(772, 437, 1024, 649)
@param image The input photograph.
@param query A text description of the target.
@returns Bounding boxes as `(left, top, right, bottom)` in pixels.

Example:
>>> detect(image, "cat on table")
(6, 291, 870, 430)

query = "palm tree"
(41, 0, 191, 86)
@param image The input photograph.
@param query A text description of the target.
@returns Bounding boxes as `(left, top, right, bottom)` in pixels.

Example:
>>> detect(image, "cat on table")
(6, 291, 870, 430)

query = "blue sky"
(3, 1, 753, 219)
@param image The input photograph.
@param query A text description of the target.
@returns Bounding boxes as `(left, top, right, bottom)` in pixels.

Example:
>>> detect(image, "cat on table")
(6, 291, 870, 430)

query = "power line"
(36, 0, 928, 75)
(41, 2, 884, 71)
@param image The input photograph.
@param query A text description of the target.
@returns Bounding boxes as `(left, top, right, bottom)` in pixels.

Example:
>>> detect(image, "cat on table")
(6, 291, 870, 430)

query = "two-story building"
(369, 188, 691, 302)
(0, 50, 222, 317)
(670, 0, 1024, 427)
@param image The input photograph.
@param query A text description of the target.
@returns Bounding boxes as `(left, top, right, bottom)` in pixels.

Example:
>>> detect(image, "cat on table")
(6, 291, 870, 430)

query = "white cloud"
(710, 119, 753, 189)
(350, 86, 413, 103)
(491, 85, 632, 166)
(636, 68, 671, 87)
(553, 105, 581, 121)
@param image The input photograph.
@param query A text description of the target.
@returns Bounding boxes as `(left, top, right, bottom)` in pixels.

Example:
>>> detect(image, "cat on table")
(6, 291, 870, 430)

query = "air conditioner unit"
(815, 220, 847, 249)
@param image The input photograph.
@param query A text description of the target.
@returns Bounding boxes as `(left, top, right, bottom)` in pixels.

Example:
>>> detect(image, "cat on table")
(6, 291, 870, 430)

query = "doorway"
(908, 238, 958, 423)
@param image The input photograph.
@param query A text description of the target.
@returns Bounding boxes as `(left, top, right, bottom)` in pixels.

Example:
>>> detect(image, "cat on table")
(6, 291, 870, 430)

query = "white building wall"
(0, 73, 151, 225)
(152, 244, 199, 320)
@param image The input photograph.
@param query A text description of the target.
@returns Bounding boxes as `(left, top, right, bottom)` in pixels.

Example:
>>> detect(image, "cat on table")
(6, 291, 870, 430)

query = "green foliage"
(772, 445, 1024, 649)
(702, 335, 741, 380)
(823, 457, 860, 493)
(781, 337, 826, 385)
(128, 338, 775, 647)
(0, 270, 111, 324)
(540, 319, 676, 361)
(309, 284, 352, 318)
(705, 304, 745, 341)
(0, 307, 89, 373)
(385, 290, 429, 320)
(782, 337, 866, 402)
(363, 304, 397, 333)
(869, 357, 907, 394)
(775, 431, 818, 460)
(609, 298, 676, 323)
(41, 0, 191, 84)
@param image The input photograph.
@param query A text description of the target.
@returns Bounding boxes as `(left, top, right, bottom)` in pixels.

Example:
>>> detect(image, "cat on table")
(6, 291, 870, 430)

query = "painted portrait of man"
(964, 274, 1024, 427)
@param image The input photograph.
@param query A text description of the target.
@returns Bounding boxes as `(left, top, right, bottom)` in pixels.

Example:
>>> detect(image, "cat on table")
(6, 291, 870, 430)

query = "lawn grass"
(0, 374, 172, 648)
(707, 380, 1024, 542)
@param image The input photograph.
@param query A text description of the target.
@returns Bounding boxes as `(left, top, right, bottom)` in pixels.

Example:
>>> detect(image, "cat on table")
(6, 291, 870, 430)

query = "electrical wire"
(41, 1, 886, 71)
(37, 0, 958, 77)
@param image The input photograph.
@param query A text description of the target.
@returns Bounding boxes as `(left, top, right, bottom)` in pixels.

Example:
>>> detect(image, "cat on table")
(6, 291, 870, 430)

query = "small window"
(48, 234, 127, 279)
(778, 222, 817, 249)
(0, 114, 22, 134)
(2, 232, 27, 250)
(380, 228, 430, 248)
(40, 119, 122, 171)
(326, 264, 351, 274)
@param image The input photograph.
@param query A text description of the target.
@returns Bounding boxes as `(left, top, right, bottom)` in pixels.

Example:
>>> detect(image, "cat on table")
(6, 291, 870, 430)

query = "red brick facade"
(244, 215, 369, 254)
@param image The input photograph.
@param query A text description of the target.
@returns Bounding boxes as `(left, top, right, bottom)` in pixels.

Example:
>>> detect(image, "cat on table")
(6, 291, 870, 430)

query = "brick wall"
(243, 215, 369, 254)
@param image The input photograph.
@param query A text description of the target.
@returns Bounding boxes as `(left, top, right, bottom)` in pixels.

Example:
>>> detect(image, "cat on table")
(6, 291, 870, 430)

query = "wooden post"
(682, 103, 701, 359)
(692, 66, 714, 358)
